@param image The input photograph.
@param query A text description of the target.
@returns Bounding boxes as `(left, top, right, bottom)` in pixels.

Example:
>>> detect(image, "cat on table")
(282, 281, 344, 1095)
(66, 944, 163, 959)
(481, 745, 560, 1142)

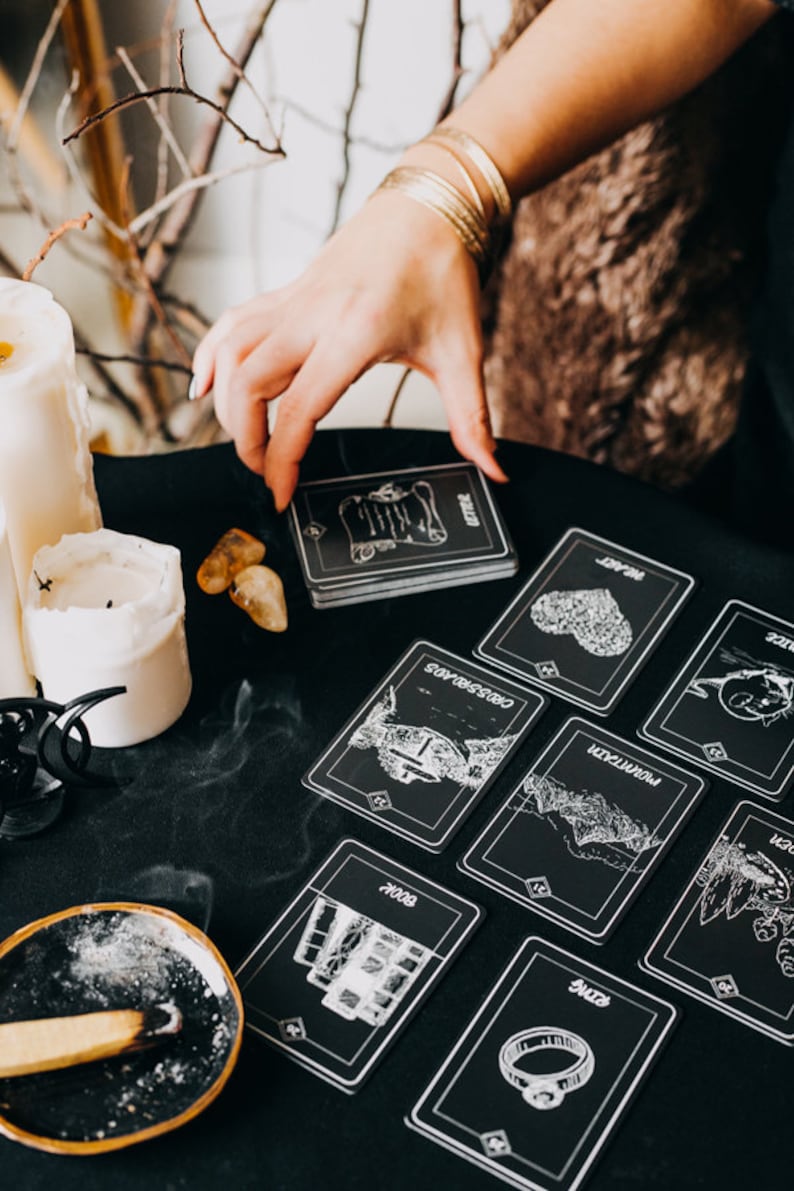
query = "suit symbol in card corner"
(340, 480, 447, 564)
(303, 521, 327, 541)
(530, 588, 633, 657)
(279, 1016, 308, 1042)
(686, 648, 794, 727)
(293, 893, 432, 1026)
(350, 686, 517, 789)
(525, 875, 553, 900)
(480, 1129, 512, 1158)
(696, 831, 794, 979)
(366, 790, 393, 812)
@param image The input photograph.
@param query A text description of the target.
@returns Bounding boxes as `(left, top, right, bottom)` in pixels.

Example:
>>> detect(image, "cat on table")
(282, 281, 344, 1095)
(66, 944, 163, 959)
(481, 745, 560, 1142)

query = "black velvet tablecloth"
(3, 429, 793, 1190)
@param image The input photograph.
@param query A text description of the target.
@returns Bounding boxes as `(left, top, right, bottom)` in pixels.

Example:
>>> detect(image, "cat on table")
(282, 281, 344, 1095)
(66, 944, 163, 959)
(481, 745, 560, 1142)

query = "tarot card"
(475, 528, 695, 714)
(304, 641, 547, 852)
(407, 937, 677, 1191)
(288, 462, 517, 603)
(235, 839, 482, 1091)
(643, 801, 794, 1044)
(459, 717, 706, 942)
(640, 600, 794, 799)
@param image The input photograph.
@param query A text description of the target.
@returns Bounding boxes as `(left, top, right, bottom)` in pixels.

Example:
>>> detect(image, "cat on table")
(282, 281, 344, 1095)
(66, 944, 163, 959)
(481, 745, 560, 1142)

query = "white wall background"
(1, 0, 511, 443)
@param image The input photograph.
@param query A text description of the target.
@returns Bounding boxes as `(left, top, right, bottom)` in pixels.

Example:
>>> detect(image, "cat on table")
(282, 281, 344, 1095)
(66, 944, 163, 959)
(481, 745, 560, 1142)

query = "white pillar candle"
(0, 499, 36, 697)
(23, 529, 192, 748)
(0, 279, 102, 597)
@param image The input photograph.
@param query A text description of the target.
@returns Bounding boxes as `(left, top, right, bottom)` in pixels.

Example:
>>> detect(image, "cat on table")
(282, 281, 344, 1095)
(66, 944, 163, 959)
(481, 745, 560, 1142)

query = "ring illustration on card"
(498, 1027, 595, 1110)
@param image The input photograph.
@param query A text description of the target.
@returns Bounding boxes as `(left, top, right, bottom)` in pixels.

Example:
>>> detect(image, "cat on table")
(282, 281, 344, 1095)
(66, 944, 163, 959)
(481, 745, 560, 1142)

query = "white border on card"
(475, 527, 695, 716)
(459, 717, 706, 942)
(640, 600, 794, 799)
(642, 800, 794, 1044)
(304, 640, 547, 852)
(407, 936, 677, 1191)
(289, 463, 514, 585)
(235, 838, 483, 1090)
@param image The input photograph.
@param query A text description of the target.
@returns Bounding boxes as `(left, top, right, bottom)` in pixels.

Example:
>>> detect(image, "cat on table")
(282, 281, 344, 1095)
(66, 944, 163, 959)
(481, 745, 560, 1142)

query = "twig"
(436, 0, 466, 121)
(116, 45, 192, 179)
(128, 159, 274, 237)
(75, 348, 191, 374)
(382, 367, 413, 428)
(62, 82, 279, 158)
(192, 0, 279, 145)
(277, 97, 406, 154)
(328, 0, 371, 237)
(153, 1, 180, 216)
(22, 212, 94, 282)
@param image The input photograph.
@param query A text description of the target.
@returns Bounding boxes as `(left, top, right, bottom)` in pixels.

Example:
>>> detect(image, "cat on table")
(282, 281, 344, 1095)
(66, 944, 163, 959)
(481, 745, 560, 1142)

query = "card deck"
(235, 839, 482, 1091)
(642, 800, 794, 1045)
(407, 937, 677, 1191)
(459, 717, 706, 942)
(304, 641, 547, 852)
(475, 528, 695, 715)
(288, 463, 517, 607)
(640, 600, 794, 799)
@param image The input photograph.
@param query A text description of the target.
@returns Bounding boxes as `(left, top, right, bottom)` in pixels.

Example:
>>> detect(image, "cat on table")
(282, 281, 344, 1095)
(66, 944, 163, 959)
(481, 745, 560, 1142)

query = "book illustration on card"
(288, 463, 517, 606)
(292, 893, 431, 1026)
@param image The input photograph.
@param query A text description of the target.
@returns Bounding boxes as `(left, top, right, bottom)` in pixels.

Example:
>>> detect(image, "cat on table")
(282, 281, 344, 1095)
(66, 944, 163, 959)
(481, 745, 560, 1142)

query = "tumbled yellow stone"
(197, 528, 265, 594)
(230, 565, 288, 632)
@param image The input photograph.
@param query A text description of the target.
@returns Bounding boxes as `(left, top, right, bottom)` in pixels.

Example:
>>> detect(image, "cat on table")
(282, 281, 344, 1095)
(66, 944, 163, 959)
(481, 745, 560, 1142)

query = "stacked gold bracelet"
(375, 126, 512, 283)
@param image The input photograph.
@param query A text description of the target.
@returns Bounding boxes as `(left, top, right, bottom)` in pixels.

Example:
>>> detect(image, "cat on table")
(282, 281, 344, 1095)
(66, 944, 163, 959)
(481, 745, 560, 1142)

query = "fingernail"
(188, 374, 198, 401)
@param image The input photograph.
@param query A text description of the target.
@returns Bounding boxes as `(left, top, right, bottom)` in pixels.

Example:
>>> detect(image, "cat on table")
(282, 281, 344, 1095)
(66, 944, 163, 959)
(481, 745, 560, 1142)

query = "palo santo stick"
(0, 1002, 182, 1078)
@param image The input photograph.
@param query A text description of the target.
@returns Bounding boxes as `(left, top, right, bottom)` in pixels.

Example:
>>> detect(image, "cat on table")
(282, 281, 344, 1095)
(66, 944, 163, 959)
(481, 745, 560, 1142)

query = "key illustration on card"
(459, 718, 706, 941)
(304, 642, 547, 851)
(289, 463, 517, 606)
(235, 839, 482, 1091)
(407, 937, 677, 1191)
(475, 528, 694, 714)
(641, 600, 794, 799)
(643, 801, 794, 1044)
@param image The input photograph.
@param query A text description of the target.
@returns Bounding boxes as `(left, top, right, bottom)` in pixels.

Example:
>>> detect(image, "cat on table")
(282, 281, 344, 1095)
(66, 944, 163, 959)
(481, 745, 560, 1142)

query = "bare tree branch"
(328, 0, 371, 237)
(22, 211, 93, 282)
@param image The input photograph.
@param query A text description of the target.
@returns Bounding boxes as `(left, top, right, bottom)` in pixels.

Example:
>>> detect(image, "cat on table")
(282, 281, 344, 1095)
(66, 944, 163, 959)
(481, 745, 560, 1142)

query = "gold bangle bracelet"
(419, 141, 487, 220)
(425, 127, 512, 224)
(377, 166, 491, 271)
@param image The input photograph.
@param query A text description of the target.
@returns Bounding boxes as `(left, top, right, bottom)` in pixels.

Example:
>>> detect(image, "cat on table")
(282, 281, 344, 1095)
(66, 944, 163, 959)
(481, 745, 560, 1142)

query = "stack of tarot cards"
(288, 462, 518, 607)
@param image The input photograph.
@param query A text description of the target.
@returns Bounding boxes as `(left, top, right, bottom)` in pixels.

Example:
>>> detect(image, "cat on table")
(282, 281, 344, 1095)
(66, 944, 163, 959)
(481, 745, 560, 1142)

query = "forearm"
(444, 0, 779, 199)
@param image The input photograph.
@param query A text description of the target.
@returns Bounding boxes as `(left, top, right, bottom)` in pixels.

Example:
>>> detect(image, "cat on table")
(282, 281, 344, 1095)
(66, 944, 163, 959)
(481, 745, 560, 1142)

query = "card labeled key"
(407, 937, 677, 1191)
(641, 600, 794, 799)
(289, 463, 516, 595)
(235, 839, 482, 1091)
(643, 800, 794, 1045)
(304, 641, 547, 852)
(459, 717, 706, 942)
(475, 528, 694, 714)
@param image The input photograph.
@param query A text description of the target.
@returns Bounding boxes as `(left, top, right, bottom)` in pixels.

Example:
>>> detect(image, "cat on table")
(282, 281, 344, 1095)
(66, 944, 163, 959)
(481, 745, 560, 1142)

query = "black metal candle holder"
(0, 688, 125, 839)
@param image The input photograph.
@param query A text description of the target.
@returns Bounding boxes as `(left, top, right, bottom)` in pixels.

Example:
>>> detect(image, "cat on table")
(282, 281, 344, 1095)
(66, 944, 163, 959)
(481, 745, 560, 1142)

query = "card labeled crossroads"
(304, 641, 547, 852)
(475, 528, 695, 714)
(235, 839, 482, 1091)
(641, 600, 794, 799)
(288, 463, 517, 607)
(459, 718, 706, 942)
(407, 937, 677, 1191)
(643, 801, 794, 1045)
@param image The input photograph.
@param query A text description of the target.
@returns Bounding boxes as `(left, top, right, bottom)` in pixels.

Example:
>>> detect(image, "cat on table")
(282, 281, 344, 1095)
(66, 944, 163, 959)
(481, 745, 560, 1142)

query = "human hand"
(191, 187, 507, 511)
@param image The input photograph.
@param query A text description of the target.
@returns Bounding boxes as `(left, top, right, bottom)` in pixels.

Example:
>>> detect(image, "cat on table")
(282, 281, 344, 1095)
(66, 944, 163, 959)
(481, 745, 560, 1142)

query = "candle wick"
(106, 599, 113, 608)
(33, 571, 53, 593)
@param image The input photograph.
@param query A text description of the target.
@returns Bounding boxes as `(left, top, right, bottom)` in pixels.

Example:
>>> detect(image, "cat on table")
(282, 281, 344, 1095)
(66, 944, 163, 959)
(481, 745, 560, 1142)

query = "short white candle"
(0, 279, 102, 598)
(23, 529, 192, 748)
(0, 499, 36, 697)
